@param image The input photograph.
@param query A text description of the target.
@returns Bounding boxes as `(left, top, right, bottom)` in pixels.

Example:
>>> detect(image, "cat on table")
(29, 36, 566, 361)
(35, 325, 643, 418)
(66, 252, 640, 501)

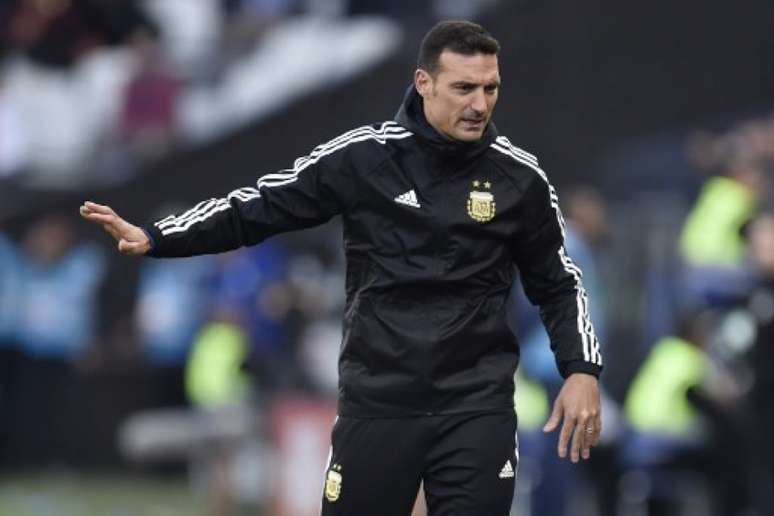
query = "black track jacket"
(143, 87, 603, 417)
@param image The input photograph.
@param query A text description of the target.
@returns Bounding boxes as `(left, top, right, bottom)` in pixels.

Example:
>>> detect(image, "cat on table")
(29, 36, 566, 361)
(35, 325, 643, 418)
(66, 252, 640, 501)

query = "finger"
(578, 411, 594, 459)
(83, 201, 113, 215)
(543, 402, 563, 433)
(82, 212, 120, 234)
(558, 414, 574, 459)
(80, 205, 99, 218)
(118, 239, 144, 255)
(118, 240, 132, 254)
(82, 212, 114, 225)
(581, 422, 593, 460)
(570, 418, 586, 463)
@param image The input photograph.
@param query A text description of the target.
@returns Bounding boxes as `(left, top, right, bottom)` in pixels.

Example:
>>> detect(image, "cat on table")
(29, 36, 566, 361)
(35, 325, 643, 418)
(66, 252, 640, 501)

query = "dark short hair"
(417, 20, 500, 76)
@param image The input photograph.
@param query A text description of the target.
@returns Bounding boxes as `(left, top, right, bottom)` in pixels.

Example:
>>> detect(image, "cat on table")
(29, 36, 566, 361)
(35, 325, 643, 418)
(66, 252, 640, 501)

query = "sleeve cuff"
(559, 360, 602, 379)
(142, 225, 160, 256)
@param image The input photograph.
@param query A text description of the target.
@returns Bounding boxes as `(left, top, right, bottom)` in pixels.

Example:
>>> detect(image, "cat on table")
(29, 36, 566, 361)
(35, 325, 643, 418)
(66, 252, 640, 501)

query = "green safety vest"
(185, 322, 251, 407)
(680, 176, 756, 266)
(624, 336, 706, 436)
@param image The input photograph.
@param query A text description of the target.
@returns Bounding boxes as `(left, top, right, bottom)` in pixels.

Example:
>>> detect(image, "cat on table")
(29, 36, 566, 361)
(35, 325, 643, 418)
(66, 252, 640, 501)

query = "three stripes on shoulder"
(155, 122, 412, 236)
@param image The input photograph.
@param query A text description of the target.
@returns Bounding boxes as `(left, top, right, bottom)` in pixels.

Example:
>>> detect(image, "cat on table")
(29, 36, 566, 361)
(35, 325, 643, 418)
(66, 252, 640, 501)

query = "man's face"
(416, 50, 500, 142)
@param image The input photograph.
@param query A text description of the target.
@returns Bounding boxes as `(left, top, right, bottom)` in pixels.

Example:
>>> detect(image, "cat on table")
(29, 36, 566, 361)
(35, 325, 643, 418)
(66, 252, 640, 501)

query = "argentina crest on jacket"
(325, 464, 343, 502)
(467, 180, 496, 222)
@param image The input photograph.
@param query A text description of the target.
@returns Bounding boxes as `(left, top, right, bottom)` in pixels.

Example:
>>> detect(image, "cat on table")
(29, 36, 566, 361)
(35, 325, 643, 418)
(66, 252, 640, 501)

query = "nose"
(470, 89, 487, 115)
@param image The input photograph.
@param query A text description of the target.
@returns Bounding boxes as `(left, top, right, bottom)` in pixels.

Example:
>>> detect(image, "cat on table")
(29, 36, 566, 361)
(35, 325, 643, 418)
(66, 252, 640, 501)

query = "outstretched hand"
(79, 201, 151, 256)
(542, 372, 601, 462)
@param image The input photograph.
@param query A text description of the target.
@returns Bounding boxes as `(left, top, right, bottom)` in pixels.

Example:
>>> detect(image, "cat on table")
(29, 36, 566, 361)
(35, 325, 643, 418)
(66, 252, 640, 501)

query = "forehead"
(435, 51, 500, 83)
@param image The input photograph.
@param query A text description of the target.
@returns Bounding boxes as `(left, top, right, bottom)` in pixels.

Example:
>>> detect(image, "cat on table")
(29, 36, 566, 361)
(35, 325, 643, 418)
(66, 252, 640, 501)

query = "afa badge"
(467, 180, 496, 223)
(325, 464, 343, 502)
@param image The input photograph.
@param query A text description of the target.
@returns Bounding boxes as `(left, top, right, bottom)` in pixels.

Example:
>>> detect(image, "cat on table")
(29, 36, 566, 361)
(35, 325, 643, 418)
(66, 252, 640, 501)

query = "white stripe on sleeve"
(157, 122, 412, 236)
(490, 140, 602, 366)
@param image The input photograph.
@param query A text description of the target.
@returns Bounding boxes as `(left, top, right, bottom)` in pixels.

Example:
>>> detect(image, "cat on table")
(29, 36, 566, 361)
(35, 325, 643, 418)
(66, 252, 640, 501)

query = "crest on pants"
(467, 180, 496, 223)
(325, 464, 343, 502)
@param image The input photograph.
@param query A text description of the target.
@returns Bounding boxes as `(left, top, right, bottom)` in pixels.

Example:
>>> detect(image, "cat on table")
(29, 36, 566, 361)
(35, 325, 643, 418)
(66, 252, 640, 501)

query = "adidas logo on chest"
(394, 189, 421, 208)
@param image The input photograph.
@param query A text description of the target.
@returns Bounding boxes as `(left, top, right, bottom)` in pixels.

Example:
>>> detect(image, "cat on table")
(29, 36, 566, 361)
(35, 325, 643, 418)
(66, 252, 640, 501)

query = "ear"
(415, 69, 432, 98)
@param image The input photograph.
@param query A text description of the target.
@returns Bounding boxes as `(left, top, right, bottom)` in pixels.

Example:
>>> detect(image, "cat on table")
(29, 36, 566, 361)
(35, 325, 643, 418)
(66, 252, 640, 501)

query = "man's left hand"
(542, 373, 601, 462)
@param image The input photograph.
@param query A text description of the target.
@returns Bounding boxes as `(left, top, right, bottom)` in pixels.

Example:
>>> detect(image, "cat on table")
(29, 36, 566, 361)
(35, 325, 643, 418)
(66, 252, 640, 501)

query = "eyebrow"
(450, 80, 501, 88)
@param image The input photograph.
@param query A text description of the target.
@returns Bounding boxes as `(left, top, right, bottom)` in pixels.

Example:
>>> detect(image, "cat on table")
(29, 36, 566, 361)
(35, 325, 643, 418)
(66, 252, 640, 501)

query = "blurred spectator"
(100, 27, 182, 183)
(624, 313, 711, 444)
(679, 164, 761, 268)
(135, 254, 214, 366)
(185, 318, 252, 408)
(211, 243, 289, 352)
(679, 114, 774, 307)
(623, 308, 756, 516)
(118, 28, 181, 160)
(621, 311, 712, 516)
(1, 214, 106, 466)
(15, 214, 106, 359)
(210, 242, 294, 393)
(180, 255, 292, 515)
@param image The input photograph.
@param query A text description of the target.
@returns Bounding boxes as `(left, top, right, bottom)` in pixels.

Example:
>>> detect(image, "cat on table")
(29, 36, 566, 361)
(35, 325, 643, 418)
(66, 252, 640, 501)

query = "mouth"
(460, 118, 485, 129)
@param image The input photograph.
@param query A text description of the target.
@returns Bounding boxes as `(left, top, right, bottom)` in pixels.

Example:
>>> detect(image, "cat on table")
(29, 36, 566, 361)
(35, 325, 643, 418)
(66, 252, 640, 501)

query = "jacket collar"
(394, 85, 497, 163)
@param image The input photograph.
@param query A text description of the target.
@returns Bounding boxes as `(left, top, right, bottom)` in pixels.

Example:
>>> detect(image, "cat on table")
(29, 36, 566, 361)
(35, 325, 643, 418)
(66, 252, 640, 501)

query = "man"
(82, 20, 602, 515)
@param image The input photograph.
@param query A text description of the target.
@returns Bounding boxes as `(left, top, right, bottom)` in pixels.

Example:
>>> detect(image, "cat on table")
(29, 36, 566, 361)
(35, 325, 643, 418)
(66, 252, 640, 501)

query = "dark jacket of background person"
(141, 86, 602, 417)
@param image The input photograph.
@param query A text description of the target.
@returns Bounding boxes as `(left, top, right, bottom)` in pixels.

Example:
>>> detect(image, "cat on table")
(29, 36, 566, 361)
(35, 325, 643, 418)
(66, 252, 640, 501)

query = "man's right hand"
(79, 201, 151, 256)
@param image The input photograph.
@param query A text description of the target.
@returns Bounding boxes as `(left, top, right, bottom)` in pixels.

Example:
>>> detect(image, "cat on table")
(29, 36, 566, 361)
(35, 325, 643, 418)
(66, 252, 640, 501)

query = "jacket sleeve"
(143, 143, 356, 258)
(512, 173, 603, 379)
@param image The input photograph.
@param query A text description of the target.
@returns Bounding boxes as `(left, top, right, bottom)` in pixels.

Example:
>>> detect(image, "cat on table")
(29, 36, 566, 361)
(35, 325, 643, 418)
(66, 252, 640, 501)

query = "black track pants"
(320, 411, 518, 516)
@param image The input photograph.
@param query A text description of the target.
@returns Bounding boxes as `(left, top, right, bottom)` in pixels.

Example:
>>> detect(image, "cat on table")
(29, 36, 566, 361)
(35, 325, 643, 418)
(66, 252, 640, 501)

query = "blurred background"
(1, 1, 773, 515)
